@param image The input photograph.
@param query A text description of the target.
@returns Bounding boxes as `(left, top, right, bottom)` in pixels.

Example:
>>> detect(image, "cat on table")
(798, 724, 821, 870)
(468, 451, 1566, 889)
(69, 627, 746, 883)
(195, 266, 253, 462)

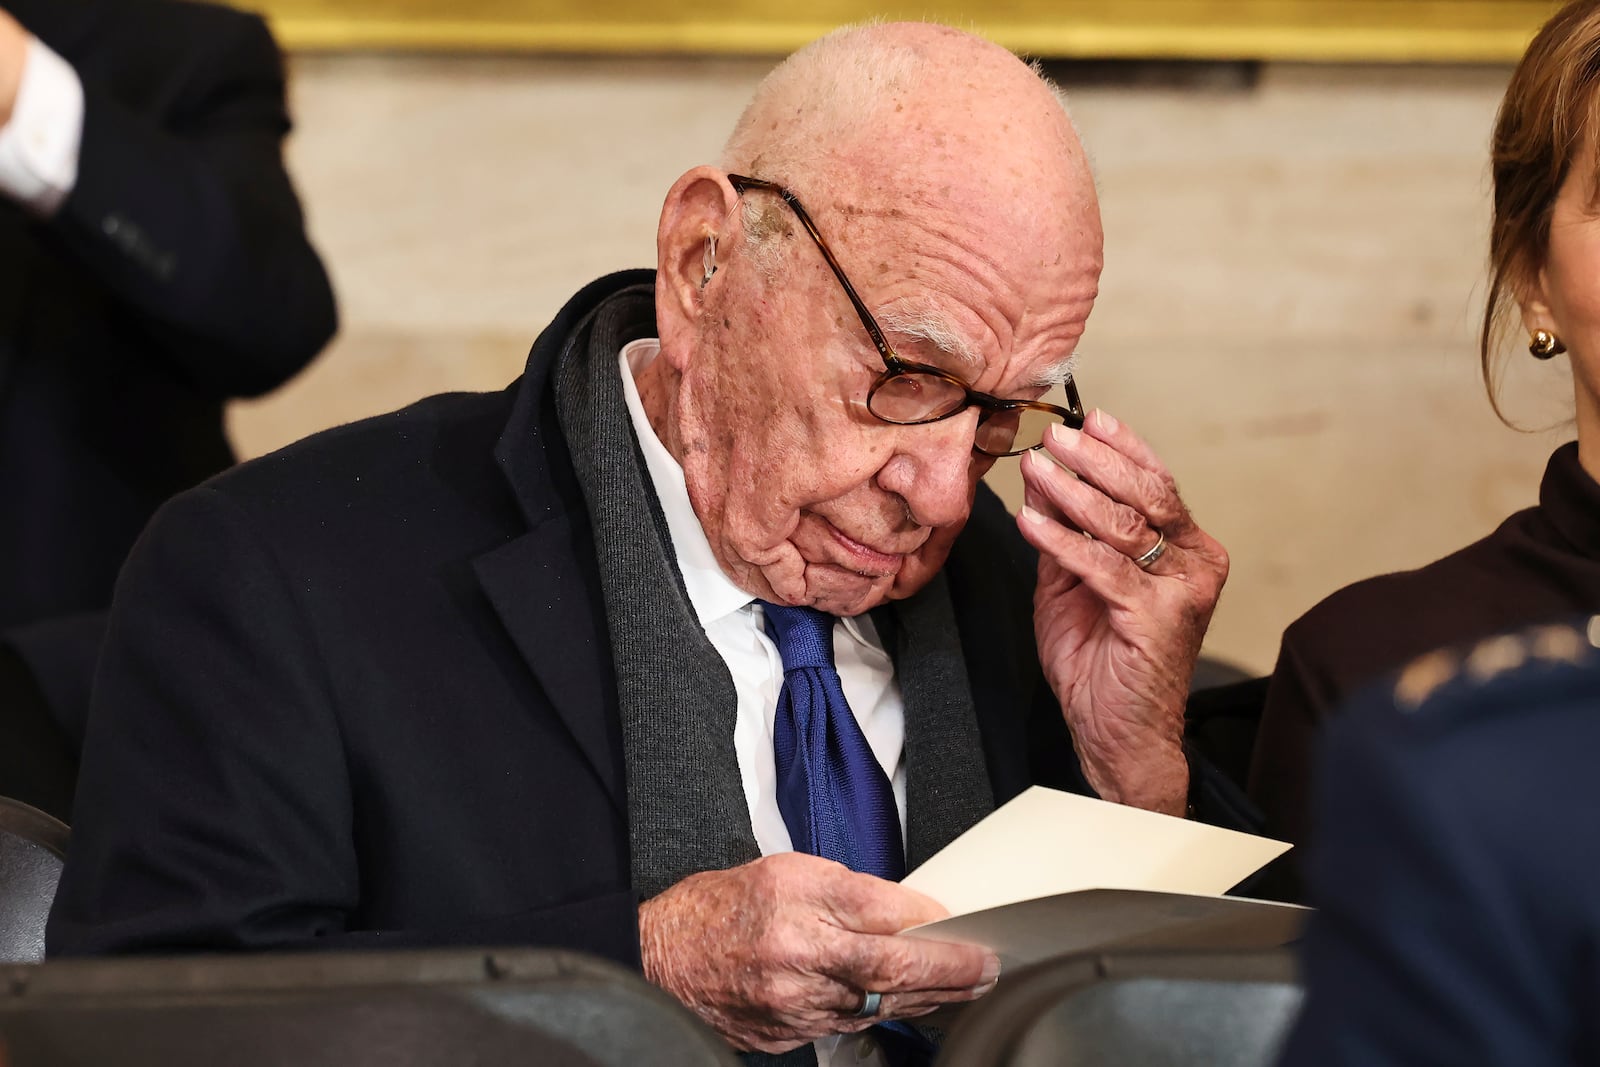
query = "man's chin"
(804, 556, 946, 616)
(743, 540, 953, 616)
(772, 564, 893, 617)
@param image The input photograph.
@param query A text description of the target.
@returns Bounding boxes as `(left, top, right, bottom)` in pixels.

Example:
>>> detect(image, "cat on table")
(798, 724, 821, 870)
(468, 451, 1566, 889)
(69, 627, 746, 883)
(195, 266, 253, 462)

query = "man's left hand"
(1017, 409, 1228, 816)
(0, 8, 27, 128)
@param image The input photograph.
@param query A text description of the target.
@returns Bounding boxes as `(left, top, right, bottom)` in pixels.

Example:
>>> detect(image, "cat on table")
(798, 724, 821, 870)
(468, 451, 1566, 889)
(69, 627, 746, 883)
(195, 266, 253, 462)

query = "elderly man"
(48, 22, 1231, 1064)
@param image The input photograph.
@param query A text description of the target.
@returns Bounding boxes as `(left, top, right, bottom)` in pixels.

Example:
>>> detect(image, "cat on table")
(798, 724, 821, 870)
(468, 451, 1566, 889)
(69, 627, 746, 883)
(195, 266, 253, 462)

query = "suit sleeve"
(1275, 705, 1565, 1066)
(45, 12, 336, 397)
(45, 486, 360, 955)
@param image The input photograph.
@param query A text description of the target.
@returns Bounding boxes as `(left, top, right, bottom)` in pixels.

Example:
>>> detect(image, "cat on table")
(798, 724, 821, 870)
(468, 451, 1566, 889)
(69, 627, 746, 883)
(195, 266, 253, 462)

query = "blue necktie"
(762, 602, 905, 881)
(760, 603, 935, 1067)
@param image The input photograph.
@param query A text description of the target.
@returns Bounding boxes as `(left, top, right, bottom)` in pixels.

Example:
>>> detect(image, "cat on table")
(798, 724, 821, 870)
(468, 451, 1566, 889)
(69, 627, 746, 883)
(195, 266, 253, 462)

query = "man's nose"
(878, 409, 982, 528)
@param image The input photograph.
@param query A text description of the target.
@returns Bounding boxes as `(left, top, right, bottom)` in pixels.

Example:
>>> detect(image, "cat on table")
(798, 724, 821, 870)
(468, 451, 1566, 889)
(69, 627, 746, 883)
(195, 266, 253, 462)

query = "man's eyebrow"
(1026, 351, 1079, 390)
(876, 303, 1078, 392)
(876, 305, 982, 376)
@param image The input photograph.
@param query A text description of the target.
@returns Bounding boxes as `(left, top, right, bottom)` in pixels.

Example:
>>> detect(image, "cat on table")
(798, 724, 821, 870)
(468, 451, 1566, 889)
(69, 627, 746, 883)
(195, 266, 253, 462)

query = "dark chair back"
(1185, 675, 1271, 792)
(939, 947, 1302, 1067)
(0, 641, 82, 822)
(1188, 655, 1256, 694)
(0, 947, 738, 1066)
(0, 796, 68, 963)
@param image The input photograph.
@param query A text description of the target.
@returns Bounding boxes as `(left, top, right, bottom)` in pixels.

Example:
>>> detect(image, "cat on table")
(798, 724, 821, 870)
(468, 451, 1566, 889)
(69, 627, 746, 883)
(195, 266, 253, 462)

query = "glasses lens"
(868, 371, 968, 424)
(975, 406, 1064, 457)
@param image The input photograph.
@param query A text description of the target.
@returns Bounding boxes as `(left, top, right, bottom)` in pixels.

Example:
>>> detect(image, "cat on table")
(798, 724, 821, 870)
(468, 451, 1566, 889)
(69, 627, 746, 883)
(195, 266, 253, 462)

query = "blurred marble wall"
(231, 54, 1574, 674)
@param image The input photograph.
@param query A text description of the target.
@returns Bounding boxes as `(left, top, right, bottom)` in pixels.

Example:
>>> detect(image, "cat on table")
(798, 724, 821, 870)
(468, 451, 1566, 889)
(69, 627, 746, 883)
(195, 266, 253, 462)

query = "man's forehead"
(820, 157, 1099, 288)
(761, 142, 1100, 385)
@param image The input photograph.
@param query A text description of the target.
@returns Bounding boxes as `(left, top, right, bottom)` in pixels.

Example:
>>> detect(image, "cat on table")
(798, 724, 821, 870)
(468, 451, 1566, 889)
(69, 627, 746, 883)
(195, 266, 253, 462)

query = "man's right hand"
(638, 852, 1000, 1054)
(0, 8, 27, 128)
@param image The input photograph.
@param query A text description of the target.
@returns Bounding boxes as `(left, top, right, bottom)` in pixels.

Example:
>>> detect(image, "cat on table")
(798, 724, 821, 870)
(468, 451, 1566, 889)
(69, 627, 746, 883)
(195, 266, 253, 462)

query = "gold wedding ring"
(1132, 530, 1167, 569)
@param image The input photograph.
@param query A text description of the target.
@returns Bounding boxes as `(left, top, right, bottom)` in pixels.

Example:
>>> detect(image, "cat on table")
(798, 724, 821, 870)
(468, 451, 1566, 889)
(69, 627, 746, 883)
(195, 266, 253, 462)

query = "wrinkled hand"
(0, 8, 26, 128)
(639, 852, 1000, 1054)
(1018, 410, 1228, 815)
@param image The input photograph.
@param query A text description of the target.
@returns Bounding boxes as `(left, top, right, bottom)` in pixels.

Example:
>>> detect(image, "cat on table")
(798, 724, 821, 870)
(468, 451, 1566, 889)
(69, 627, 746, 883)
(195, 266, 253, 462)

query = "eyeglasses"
(726, 174, 1085, 457)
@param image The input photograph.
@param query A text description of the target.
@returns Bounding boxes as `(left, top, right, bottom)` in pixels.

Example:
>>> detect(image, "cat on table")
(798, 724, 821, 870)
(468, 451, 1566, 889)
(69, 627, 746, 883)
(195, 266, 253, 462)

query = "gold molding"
(258, 1, 1563, 63)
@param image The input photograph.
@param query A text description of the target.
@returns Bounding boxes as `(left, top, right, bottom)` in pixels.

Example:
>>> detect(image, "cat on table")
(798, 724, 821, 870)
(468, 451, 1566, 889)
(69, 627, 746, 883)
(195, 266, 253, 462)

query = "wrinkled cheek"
(889, 539, 959, 601)
(754, 525, 840, 606)
(754, 547, 810, 603)
(720, 486, 804, 567)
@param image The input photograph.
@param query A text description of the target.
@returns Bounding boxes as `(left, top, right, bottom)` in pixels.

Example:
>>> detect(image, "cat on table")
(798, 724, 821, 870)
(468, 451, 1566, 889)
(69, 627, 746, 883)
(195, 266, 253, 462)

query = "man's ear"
(656, 166, 739, 369)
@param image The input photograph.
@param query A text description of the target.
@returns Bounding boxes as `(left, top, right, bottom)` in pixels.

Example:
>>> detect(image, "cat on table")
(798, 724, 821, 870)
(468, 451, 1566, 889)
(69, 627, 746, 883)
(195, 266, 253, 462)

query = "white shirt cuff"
(0, 34, 85, 217)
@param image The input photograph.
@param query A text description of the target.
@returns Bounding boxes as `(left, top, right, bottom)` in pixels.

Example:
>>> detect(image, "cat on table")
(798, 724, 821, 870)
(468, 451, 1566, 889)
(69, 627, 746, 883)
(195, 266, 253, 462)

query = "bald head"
(721, 22, 1098, 242)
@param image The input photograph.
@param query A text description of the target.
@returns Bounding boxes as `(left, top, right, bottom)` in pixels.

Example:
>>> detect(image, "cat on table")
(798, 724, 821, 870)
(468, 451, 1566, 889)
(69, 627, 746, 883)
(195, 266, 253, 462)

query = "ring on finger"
(853, 990, 883, 1019)
(1132, 529, 1167, 569)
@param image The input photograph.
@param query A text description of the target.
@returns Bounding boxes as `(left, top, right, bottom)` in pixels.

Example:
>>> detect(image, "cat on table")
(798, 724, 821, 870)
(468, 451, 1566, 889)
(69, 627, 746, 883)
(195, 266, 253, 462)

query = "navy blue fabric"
(762, 603, 904, 882)
(1279, 622, 1600, 1065)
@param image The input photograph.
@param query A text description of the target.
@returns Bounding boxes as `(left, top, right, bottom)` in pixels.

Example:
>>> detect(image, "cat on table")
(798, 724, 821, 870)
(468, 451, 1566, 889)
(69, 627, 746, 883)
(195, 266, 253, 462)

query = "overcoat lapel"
(472, 272, 761, 902)
(469, 272, 655, 814)
(472, 517, 625, 817)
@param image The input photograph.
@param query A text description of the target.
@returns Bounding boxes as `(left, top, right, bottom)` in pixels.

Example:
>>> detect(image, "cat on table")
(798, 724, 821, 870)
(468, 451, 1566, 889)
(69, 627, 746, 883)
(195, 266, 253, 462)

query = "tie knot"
(761, 602, 838, 673)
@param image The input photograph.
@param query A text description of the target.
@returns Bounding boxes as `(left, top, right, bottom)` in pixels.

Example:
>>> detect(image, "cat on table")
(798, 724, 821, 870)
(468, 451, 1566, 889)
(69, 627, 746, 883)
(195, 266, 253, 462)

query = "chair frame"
(0, 796, 69, 860)
(939, 946, 1301, 1065)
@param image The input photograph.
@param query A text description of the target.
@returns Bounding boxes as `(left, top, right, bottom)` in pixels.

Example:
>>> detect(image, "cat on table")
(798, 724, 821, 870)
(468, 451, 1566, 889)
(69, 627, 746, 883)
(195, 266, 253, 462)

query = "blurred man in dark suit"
(1279, 617, 1600, 1065)
(0, 0, 337, 817)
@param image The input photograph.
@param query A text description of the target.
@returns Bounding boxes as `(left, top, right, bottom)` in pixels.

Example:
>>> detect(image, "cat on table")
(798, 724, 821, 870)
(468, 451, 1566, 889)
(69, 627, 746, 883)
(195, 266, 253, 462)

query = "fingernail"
(1048, 423, 1080, 449)
(970, 956, 1002, 996)
(1093, 409, 1118, 433)
(981, 955, 1002, 985)
(1019, 505, 1046, 526)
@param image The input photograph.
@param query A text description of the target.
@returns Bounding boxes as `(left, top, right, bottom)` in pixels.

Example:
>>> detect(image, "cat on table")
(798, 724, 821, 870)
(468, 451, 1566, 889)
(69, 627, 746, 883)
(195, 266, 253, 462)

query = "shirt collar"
(1539, 440, 1600, 556)
(619, 339, 756, 628)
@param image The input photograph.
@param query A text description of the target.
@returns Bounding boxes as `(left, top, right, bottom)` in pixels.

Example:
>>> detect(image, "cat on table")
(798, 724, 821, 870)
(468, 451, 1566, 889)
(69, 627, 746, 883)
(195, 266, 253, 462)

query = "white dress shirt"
(620, 338, 903, 1067)
(0, 34, 84, 217)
